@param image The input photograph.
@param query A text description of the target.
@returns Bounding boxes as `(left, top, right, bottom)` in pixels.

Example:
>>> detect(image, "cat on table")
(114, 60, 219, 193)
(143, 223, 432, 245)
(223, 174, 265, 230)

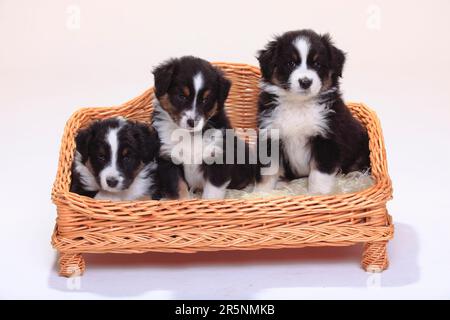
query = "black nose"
(106, 177, 119, 188)
(187, 118, 195, 128)
(299, 78, 313, 89)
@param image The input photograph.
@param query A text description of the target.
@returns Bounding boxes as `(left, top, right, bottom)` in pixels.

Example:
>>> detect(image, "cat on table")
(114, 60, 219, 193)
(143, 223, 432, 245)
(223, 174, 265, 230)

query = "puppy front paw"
(308, 170, 336, 195)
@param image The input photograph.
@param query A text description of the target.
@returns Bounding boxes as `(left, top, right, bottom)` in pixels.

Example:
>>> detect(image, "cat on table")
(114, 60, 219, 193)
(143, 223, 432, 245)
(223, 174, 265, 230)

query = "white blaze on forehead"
(293, 37, 310, 71)
(191, 72, 204, 113)
(99, 126, 124, 191)
(107, 128, 119, 168)
(193, 72, 204, 94)
(289, 36, 322, 96)
(181, 72, 205, 130)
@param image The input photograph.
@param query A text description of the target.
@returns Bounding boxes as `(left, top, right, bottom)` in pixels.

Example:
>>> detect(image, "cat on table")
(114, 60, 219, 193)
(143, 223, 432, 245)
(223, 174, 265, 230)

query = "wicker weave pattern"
(51, 63, 393, 277)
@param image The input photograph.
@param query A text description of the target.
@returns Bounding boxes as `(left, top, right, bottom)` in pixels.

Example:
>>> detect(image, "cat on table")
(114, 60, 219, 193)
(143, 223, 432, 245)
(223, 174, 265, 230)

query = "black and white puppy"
(70, 117, 160, 201)
(152, 56, 258, 199)
(256, 30, 370, 194)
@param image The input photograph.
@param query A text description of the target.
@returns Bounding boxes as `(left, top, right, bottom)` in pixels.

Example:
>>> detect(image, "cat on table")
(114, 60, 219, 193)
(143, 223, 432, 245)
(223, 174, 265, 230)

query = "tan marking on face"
(268, 65, 281, 85)
(202, 89, 211, 101)
(178, 179, 190, 200)
(320, 71, 333, 91)
(122, 148, 129, 157)
(132, 162, 145, 178)
(182, 86, 190, 97)
(85, 160, 95, 175)
(206, 103, 219, 120)
(159, 94, 181, 123)
(313, 53, 319, 62)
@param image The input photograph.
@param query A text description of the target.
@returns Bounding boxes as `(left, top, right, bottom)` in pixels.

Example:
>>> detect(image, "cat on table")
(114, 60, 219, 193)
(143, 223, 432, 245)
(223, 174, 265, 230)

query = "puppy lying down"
(186, 171, 373, 200)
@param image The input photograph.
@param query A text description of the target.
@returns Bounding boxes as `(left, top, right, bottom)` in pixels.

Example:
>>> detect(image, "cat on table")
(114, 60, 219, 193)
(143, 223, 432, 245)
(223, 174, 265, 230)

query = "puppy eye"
(201, 96, 209, 104)
(314, 61, 322, 69)
(287, 61, 296, 68)
(98, 154, 106, 162)
(178, 94, 188, 101)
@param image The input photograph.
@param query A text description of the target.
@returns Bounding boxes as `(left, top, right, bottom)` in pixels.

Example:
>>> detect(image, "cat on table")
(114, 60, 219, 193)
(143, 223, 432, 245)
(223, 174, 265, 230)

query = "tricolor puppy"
(70, 117, 160, 201)
(256, 30, 370, 194)
(152, 56, 258, 199)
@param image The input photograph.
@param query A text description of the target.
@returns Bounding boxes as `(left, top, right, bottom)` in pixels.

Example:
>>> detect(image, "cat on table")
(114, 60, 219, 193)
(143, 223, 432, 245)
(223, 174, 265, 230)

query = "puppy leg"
(309, 137, 339, 195)
(202, 180, 229, 199)
(254, 160, 283, 192)
(254, 136, 282, 192)
(308, 165, 336, 195)
(254, 173, 279, 192)
(157, 157, 189, 199)
(202, 164, 231, 199)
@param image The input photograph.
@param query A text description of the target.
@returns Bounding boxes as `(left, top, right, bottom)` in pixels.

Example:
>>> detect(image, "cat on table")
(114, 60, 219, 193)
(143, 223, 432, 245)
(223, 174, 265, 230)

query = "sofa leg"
(362, 241, 389, 273)
(59, 253, 85, 277)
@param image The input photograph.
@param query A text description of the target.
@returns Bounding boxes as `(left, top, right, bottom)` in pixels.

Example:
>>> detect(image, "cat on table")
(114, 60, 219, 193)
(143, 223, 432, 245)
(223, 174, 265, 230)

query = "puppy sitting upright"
(152, 56, 257, 199)
(256, 30, 370, 194)
(70, 117, 160, 201)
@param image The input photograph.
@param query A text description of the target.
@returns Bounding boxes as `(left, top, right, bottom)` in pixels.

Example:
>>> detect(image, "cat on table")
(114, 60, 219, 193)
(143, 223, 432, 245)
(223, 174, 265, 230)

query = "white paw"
(254, 175, 278, 193)
(308, 170, 336, 195)
(202, 180, 228, 199)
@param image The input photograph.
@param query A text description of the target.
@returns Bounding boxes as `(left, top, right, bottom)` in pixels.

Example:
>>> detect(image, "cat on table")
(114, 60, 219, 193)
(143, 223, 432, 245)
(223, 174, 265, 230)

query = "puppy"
(152, 56, 258, 199)
(70, 117, 160, 201)
(255, 30, 370, 194)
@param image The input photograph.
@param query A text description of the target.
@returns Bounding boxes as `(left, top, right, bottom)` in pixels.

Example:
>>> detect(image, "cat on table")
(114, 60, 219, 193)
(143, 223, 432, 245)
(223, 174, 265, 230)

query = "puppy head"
(153, 56, 231, 131)
(257, 30, 345, 99)
(75, 118, 159, 193)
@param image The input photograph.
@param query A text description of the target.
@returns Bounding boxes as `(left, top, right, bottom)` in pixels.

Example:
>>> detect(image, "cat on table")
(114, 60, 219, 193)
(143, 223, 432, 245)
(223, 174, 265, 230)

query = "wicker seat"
(51, 62, 394, 277)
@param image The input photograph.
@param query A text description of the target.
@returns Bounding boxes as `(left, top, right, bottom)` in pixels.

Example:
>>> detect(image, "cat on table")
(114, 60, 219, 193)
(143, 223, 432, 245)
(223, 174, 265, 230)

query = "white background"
(1, 0, 449, 299)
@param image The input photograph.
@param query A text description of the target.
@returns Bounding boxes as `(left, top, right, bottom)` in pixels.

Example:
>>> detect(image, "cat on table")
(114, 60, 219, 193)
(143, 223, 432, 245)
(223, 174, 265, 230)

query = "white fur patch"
(254, 173, 279, 193)
(99, 127, 125, 192)
(153, 102, 183, 159)
(308, 168, 336, 195)
(202, 180, 229, 199)
(193, 72, 204, 98)
(95, 162, 156, 201)
(73, 151, 99, 191)
(183, 163, 205, 191)
(289, 37, 322, 97)
(180, 72, 205, 131)
(260, 82, 332, 177)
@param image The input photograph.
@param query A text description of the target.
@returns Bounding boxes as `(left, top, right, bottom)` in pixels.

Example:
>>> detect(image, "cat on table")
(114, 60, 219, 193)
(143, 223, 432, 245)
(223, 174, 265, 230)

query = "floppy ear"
(215, 69, 231, 107)
(257, 39, 278, 80)
(321, 33, 346, 78)
(152, 59, 177, 98)
(133, 123, 160, 163)
(75, 123, 96, 162)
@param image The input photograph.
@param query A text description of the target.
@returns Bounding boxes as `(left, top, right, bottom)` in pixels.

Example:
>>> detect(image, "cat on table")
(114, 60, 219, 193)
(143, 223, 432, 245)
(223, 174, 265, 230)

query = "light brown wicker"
(51, 62, 394, 277)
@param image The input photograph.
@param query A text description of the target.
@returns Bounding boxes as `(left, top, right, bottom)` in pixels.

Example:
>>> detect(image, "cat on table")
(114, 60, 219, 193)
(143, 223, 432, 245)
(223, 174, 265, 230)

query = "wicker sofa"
(51, 63, 394, 277)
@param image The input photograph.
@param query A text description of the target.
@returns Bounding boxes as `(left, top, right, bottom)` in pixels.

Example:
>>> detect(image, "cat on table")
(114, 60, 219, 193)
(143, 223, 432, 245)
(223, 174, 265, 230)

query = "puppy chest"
(270, 103, 329, 139)
(282, 136, 311, 177)
(183, 164, 204, 190)
(270, 103, 329, 177)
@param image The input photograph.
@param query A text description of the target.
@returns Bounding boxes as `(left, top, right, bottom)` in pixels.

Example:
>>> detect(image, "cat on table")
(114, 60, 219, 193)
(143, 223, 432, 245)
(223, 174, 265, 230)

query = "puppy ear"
(75, 123, 96, 162)
(152, 59, 177, 98)
(321, 33, 346, 78)
(133, 123, 160, 163)
(257, 39, 278, 80)
(215, 69, 231, 107)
